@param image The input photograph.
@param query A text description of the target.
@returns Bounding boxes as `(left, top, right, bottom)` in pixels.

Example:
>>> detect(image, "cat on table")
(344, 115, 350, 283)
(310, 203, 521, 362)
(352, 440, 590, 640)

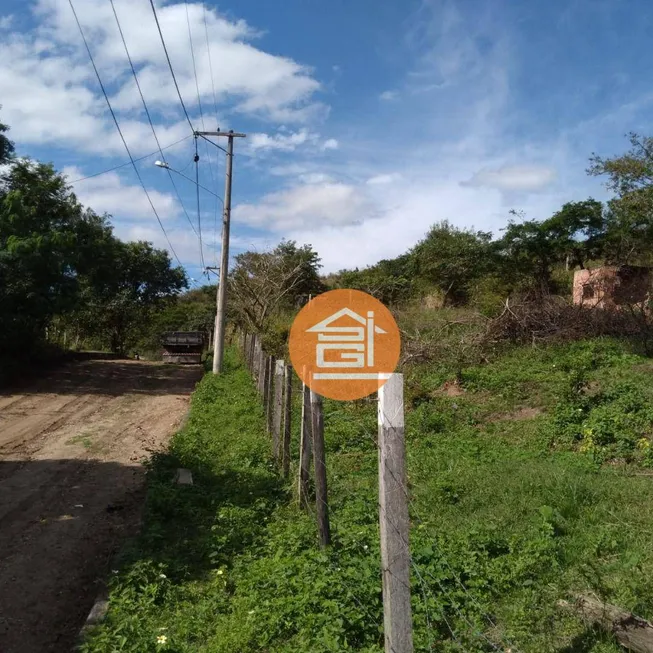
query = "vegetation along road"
(0, 359, 202, 653)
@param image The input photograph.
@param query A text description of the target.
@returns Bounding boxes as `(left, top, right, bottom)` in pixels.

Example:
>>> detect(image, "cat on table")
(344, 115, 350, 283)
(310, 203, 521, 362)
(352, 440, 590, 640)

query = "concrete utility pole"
(195, 129, 246, 374)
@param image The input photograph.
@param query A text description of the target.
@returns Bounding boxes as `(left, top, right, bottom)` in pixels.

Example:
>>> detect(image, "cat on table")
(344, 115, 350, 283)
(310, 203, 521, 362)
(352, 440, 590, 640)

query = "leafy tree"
(228, 240, 323, 334)
(73, 241, 187, 354)
(0, 109, 14, 164)
(410, 221, 493, 305)
(543, 200, 605, 269)
(0, 120, 188, 365)
(273, 240, 325, 305)
(498, 200, 606, 293)
(498, 217, 556, 293)
(0, 160, 92, 355)
(588, 133, 653, 264)
(333, 254, 413, 305)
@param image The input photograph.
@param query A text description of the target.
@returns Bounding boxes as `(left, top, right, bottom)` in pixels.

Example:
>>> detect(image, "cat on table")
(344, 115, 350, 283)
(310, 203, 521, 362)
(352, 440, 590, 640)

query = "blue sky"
(2, 0, 653, 282)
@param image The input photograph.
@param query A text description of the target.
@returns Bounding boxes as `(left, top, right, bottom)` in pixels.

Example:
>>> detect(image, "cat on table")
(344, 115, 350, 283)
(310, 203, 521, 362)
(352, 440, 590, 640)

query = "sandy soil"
(0, 359, 203, 653)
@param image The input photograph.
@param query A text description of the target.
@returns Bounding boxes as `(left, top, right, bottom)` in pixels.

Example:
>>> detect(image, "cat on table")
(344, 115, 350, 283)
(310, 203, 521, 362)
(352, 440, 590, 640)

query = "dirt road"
(0, 359, 202, 653)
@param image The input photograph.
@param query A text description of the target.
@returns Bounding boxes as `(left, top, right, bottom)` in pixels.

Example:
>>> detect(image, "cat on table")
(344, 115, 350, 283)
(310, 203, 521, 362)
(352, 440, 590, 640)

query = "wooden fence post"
(298, 380, 312, 508)
(282, 364, 293, 478)
(257, 346, 266, 395)
(310, 388, 330, 547)
(248, 334, 255, 371)
(272, 359, 284, 462)
(262, 355, 272, 416)
(253, 336, 261, 382)
(378, 373, 413, 653)
(265, 356, 275, 434)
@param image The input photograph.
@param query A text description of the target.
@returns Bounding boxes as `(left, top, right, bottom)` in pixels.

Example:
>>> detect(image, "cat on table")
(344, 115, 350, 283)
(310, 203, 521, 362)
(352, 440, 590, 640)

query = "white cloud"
(268, 163, 313, 177)
(234, 181, 376, 231)
(298, 173, 333, 184)
(0, 15, 14, 29)
(0, 0, 325, 157)
(286, 161, 595, 273)
(379, 90, 397, 101)
(366, 173, 402, 185)
(248, 129, 318, 152)
(461, 165, 558, 192)
(63, 166, 179, 220)
(248, 131, 337, 153)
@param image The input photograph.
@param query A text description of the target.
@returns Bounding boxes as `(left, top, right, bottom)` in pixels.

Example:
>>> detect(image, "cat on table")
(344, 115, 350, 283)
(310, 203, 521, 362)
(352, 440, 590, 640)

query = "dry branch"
(558, 594, 653, 653)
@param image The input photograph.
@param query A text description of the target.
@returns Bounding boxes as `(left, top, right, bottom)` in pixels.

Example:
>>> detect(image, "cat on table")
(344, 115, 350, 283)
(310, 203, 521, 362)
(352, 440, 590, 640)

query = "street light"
(153, 160, 223, 204)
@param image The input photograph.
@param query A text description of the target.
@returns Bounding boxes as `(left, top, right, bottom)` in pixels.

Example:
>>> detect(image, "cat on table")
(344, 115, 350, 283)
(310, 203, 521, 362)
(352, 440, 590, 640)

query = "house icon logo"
(289, 289, 401, 401)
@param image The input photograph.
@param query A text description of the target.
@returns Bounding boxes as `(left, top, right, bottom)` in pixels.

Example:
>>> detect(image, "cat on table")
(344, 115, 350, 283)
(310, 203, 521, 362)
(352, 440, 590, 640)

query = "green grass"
(67, 433, 94, 450)
(82, 340, 653, 652)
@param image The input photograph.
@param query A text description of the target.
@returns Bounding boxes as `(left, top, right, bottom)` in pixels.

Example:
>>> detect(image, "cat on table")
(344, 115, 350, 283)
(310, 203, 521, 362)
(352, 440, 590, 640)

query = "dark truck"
(161, 331, 206, 364)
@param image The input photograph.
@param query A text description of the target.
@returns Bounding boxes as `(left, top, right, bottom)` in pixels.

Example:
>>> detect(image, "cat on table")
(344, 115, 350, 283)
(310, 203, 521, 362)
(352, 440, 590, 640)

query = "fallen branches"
(482, 296, 647, 347)
(559, 594, 653, 653)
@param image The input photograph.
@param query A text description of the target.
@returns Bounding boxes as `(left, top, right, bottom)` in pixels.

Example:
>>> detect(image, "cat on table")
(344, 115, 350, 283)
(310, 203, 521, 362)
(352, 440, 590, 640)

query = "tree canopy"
(589, 133, 653, 265)
(228, 240, 324, 335)
(0, 118, 188, 368)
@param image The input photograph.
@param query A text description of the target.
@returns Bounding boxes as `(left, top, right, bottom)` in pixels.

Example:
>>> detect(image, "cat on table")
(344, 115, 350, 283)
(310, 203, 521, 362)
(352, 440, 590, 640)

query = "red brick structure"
(573, 266, 652, 310)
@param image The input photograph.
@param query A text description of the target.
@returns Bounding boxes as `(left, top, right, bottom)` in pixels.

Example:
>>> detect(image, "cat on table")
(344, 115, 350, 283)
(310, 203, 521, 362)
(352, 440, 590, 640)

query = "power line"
(186, 0, 217, 217)
(68, 0, 184, 270)
(110, 4, 211, 292)
(186, 2, 205, 132)
(69, 135, 192, 183)
(194, 136, 206, 271)
(213, 138, 221, 266)
(202, 2, 220, 129)
(148, 0, 195, 133)
(109, 0, 199, 241)
(197, 132, 228, 154)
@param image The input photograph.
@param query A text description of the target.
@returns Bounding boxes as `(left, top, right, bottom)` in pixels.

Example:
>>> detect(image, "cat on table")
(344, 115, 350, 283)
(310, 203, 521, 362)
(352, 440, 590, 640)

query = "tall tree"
(229, 240, 323, 333)
(588, 132, 653, 264)
(410, 221, 493, 305)
(0, 120, 188, 363)
(498, 200, 606, 293)
(0, 109, 14, 164)
(333, 254, 413, 305)
(73, 241, 187, 354)
(542, 199, 605, 269)
(0, 160, 90, 355)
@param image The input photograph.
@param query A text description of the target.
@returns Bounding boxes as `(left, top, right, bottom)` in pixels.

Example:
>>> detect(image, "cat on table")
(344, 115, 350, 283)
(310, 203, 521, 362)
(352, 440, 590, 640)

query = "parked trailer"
(161, 331, 205, 364)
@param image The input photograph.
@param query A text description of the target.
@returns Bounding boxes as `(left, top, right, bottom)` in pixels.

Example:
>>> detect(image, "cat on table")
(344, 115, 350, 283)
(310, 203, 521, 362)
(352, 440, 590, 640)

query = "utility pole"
(195, 129, 246, 374)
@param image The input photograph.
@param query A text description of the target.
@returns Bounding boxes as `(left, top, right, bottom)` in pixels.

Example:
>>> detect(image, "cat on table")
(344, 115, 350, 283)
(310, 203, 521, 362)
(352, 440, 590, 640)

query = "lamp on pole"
(154, 160, 223, 203)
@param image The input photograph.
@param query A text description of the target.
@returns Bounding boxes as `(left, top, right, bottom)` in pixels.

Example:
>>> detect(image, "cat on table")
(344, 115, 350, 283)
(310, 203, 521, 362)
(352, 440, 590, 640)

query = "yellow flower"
(156, 635, 168, 645)
(637, 438, 650, 450)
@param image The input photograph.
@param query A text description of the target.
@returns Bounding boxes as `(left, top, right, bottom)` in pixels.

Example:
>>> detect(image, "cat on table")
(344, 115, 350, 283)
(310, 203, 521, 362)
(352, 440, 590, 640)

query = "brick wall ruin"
(572, 266, 652, 310)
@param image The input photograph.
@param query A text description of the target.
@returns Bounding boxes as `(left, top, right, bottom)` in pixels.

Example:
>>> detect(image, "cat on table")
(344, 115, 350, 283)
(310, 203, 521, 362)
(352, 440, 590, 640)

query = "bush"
(545, 379, 653, 464)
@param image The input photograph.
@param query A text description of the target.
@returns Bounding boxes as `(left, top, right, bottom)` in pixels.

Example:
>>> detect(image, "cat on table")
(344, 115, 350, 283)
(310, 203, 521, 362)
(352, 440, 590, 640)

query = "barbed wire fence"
(235, 329, 519, 653)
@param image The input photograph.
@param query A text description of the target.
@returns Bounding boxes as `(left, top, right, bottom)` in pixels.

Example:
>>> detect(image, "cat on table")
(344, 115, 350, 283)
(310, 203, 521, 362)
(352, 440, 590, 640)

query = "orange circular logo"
(289, 289, 401, 401)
